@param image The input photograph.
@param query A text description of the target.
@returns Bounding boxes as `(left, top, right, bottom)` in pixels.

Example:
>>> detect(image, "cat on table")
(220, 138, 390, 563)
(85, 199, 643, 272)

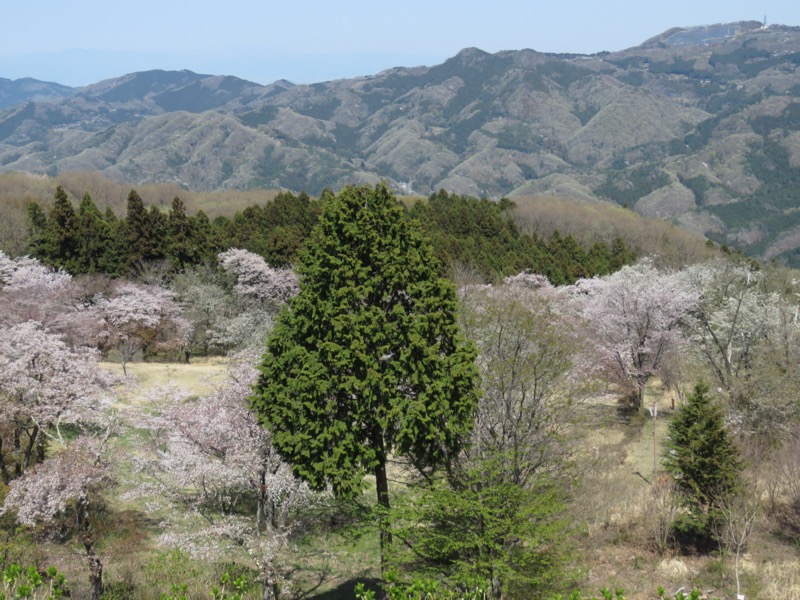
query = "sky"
(2, 1, 799, 88)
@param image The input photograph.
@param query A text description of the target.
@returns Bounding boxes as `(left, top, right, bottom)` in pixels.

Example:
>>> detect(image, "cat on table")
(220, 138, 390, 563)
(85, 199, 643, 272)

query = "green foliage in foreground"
(159, 571, 251, 600)
(353, 582, 720, 600)
(1, 563, 67, 599)
(389, 468, 571, 598)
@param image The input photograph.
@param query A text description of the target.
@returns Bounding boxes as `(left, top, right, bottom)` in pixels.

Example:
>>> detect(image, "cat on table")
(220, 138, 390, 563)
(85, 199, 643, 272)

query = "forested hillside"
(2, 183, 799, 599)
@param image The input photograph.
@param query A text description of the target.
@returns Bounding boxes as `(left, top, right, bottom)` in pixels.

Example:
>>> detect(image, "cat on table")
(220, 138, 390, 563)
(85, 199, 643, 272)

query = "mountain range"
(2, 20, 800, 263)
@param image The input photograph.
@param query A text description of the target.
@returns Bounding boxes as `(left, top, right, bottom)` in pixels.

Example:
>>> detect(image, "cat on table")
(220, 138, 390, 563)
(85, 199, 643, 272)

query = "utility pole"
(648, 403, 658, 480)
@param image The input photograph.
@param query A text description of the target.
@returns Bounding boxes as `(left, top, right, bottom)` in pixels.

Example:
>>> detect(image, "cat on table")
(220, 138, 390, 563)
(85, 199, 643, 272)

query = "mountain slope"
(3, 21, 800, 263)
(0, 77, 73, 110)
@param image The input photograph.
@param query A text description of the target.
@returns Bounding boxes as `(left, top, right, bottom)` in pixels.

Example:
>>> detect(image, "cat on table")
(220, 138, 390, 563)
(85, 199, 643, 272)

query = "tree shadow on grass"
(304, 577, 381, 600)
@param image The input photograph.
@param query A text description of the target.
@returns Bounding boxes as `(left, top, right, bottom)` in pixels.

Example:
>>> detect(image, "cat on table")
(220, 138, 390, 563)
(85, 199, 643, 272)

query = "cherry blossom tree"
(0, 316, 119, 600)
(459, 275, 591, 486)
(1, 435, 114, 600)
(130, 354, 315, 600)
(0, 252, 113, 351)
(98, 282, 190, 373)
(683, 259, 788, 389)
(683, 258, 800, 436)
(171, 251, 298, 357)
(218, 248, 298, 306)
(0, 250, 72, 328)
(569, 259, 699, 411)
(0, 250, 71, 291)
(0, 321, 116, 481)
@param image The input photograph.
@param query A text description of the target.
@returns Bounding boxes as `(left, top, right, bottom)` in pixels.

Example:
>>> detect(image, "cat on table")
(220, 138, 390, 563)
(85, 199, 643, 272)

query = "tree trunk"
(77, 497, 104, 600)
(87, 550, 104, 600)
(22, 424, 40, 471)
(634, 380, 646, 412)
(0, 437, 9, 483)
(374, 452, 392, 579)
(261, 567, 279, 600)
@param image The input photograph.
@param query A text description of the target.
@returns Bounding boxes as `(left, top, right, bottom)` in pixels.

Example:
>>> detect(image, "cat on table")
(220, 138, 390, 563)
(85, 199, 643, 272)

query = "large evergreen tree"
(167, 196, 200, 270)
(663, 383, 742, 541)
(75, 193, 115, 274)
(40, 186, 79, 271)
(251, 184, 479, 576)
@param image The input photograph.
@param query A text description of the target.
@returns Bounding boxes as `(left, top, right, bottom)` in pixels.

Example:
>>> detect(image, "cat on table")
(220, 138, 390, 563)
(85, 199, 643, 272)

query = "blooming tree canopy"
(98, 282, 190, 372)
(571, 259, 698, 410)
(218, 248, 299, 306)
(0, 321, 116, 481)
(131, 354, 314, 599)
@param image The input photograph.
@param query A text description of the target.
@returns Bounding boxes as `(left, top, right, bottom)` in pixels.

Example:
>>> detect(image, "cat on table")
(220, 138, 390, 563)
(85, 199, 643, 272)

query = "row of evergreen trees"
(26, 187, 635, 284)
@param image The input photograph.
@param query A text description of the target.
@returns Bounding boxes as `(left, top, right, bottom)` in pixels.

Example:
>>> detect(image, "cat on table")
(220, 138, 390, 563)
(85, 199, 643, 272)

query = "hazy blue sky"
(2, 0, 798, 87)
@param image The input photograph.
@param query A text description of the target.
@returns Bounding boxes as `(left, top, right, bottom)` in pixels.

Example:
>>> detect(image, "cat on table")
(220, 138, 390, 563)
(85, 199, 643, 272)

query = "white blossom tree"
(569, 259, 699, 410)
(218, 248, 298, 306)
(683, 259, 775, 390)
(1, 435, 115, 600)
(206, 249, 299, 352)
(683, 258, 800, 436)
(98, 282, 190, 373)
(0, 321, 116, 481)
(129, 354, 315, 600)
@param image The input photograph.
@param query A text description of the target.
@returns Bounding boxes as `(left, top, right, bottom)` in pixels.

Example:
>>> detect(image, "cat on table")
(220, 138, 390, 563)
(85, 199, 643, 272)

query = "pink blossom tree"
(1, 435, 114, 600)
(98, 282, 190, 373)
(0, 321, 116, 481)
(0, 315, 119, 600)
(0, 250, 72, 292)
(130, 354, 315, 600)
(218, 248, 298, 306)
(569, 259, 699, 411)
(0, 250, 73, 329)
(458, 276, 592, 487)
(0, 252, 113, 350)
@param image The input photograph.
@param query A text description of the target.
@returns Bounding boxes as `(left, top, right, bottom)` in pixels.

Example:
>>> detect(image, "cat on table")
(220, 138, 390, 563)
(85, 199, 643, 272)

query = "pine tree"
(251, 184, 479, 577)
(663, 383, 742, 540)
(39, 186, 79, 271)
(75, 193, 115, 274)
(122, 189, 148, 269)
(167, 196, 199, 271)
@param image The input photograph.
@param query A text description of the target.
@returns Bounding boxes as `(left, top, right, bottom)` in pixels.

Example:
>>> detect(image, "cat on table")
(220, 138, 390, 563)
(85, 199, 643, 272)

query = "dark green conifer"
(664, 383, 742, 540)
(252, 184, 479, 577)
(40, 186, 79, 271)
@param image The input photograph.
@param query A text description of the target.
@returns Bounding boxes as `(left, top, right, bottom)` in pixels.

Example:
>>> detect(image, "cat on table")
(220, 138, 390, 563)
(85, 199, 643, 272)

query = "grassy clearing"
(101, 358, 229, 399)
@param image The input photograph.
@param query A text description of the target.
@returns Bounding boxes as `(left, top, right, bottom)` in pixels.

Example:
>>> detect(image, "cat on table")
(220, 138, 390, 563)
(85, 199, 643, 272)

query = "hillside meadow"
(5, 360, 799, 599)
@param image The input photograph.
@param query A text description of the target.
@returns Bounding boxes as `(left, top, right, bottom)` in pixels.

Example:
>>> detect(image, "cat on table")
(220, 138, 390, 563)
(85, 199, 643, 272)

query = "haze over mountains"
(2, 21, 800, 263)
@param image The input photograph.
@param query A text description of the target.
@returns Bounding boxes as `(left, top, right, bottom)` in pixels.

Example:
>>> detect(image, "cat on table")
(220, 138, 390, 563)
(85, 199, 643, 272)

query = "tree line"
(24, 186, 635, 285)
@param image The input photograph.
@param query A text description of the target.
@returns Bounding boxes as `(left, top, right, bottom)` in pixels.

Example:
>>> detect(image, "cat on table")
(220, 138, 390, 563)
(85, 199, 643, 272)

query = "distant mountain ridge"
(0, 77, 73, 109)
(4, 21, 800, 263)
